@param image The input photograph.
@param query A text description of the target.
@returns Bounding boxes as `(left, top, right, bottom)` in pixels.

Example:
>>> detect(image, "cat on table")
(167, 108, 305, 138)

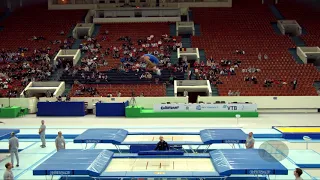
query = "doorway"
(188, 92, 207, 103)
(308, 58, 320, 66)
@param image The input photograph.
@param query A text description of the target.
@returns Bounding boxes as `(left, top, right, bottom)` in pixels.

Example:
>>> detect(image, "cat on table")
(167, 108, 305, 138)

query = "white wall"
(297, 47, 307, 64)
(53, 82, 65, 97)
(197, 96, 320, 109)
(164, 1, 232, 8)
(93, 17, 181, 23)
(48, 0, 232, 10)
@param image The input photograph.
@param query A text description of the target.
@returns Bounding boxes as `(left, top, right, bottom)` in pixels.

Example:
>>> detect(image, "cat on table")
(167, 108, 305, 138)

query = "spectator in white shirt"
(140, 74, 146, 79)
(183, 56, 187, 63)
(183, 90, 188, 97)
(207, 59, 212, 66)
(258, 53, 262, 60)
(264, 54, 268, 60)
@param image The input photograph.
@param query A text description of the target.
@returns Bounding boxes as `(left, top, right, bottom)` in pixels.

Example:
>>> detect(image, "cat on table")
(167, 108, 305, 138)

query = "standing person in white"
(55, 131, 66, 151)
(8, 132, 19, 167)
(39, 120, 46, 148)
(245, 132, 255, 149)
(3, 162, 14, 180)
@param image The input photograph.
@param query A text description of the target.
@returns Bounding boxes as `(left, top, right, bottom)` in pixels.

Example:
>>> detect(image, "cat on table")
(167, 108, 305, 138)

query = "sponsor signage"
(223, 140, 240, 143)
(248, 170, 272, 175)
(153, 104, 257, 112)
(85, 139, 101, 143)
(49, 171, 72, 175)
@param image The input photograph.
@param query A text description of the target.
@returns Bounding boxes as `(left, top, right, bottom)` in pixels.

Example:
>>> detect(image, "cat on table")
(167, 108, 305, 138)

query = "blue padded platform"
(200, 129, 247, 144)
(0, 129, 20, 140)
(122, 141, 204, 145)
(73, 129, 128, 144)
(33, 149, 114, 177)
(37, 102, 85, 116)
(138, 150, 184, 155)
(210, 149, 288, 176)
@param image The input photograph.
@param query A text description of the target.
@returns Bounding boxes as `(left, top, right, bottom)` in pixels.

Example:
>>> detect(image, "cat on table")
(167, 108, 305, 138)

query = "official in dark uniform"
(155, 136, 169, 151)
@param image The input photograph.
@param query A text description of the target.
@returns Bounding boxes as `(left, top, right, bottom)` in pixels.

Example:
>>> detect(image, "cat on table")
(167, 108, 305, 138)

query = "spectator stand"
(0, 5, 87, 97)
(190, 0, 320, 96)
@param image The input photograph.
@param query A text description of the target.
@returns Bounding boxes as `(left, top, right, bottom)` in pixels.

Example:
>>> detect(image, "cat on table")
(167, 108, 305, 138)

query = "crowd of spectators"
(262, 78, 299, 90)
(228, 90, 240, 96)
(188, 50, 274, 95)
(74, 84, 99, 96)
(0, 30, 77, 97)
(189, 56, 241, 85)
(0, 48, 54, 97)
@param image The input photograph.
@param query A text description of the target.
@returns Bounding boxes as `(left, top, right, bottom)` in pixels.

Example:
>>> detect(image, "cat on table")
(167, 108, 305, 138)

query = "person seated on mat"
(245, 132, 255, 149)
(155, 136, 169, 151)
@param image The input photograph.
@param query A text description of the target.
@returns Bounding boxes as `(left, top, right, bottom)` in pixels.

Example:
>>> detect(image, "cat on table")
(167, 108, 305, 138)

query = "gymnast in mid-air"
(140, 54, 161, 76)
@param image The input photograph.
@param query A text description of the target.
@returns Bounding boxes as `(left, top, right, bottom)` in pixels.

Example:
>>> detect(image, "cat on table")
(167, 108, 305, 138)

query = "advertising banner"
(153, 104, 257, 112)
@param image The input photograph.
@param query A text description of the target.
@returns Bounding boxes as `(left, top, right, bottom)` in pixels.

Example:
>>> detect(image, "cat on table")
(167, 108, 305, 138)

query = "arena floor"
(0, 113, 320, 179)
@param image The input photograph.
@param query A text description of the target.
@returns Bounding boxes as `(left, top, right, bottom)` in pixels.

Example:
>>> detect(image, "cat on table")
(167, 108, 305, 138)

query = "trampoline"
(273, 126, 320, 139)
(33, 149, 288, 178)
(73, 128, 248, 153)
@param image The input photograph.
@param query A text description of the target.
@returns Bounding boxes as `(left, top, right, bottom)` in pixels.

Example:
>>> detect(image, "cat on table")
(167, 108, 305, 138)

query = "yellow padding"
(277, 127, 320, 133)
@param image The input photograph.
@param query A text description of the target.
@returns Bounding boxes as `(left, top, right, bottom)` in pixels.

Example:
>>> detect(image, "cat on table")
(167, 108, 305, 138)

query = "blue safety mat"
(60, 177, 268, 180)
(210, 149, 288, 176)
(33, 149, 114, 177)
(0, 129, 20, 140)
(73, 129, 128, 144)
(123, 141, 204, 145)
(287, 150, 320, 168)
(200, 129, 247, 144)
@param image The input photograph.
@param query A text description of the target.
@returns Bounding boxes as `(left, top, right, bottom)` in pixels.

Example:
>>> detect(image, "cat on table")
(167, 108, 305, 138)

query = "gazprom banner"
(154, 104, 257, 112)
